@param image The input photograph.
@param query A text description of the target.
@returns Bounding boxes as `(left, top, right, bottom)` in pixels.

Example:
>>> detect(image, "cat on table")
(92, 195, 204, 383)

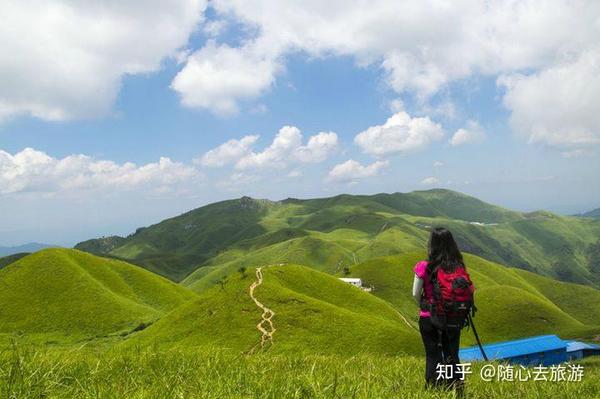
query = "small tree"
(342, 267, 351, 276)
(214, 275, 229, 291)
(238, 266, 248, 279)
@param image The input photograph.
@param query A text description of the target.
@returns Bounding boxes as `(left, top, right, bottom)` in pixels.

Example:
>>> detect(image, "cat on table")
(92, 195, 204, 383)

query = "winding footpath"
(249, 267, 276, 350)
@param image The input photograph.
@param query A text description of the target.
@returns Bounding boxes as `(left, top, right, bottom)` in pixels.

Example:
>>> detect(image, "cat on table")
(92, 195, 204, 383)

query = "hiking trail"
(248, 266, 276, 351)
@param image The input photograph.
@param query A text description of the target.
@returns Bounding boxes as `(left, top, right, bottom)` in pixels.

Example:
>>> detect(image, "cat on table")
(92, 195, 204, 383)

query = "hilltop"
(0, 248, 196, 342)
(76, 189, 600, 288)
(123, 264, 421, 355)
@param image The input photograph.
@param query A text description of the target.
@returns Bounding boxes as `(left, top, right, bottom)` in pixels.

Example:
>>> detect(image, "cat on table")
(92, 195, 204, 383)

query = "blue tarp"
(566, 340, 600, 352)
(459, 334, 567, 365)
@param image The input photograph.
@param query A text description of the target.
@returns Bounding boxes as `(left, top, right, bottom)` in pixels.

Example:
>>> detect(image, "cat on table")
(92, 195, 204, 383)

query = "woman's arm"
(412, 274, 423, 304)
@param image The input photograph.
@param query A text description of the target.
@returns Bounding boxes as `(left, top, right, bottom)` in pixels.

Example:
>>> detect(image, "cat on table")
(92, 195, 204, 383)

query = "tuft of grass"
(1, 344, 599, 399)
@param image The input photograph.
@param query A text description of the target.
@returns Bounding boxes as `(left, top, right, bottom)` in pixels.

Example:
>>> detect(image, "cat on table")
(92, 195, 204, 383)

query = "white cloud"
(171, 40, 281, 115)
(421, 176, 440, 185)
(294, 132, 339, 163)
(433, 161, 443, 167)
(0, 0, 206, 122)
(327, 160, 388, 183)
(203, 19, 228, 37)
(235, 126, 302, 169)
(389, 98, 405, 113)
(450, 120, 485, 146)
(234, 126, 338, 170)
(498, 48, 600, 149)
(177, 0, 600, 118)
(0, 148, 197, 195)
(197, 135, 259, 167)
(354, 111, 444, 156)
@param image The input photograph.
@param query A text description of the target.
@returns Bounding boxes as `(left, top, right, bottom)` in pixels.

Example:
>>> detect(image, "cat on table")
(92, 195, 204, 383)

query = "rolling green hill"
(346, 253, 600, 346)
(125, 252, 600, 355)
(0, 252, 29, 270)
(123, 264, 421, 355)
(76, 189, 600, 288)
(0, 248, 196, 342)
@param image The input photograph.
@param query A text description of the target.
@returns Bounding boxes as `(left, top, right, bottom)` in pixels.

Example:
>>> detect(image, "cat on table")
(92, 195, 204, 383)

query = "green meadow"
(2, 189, 599, 398)
(2, 346, 599, 399)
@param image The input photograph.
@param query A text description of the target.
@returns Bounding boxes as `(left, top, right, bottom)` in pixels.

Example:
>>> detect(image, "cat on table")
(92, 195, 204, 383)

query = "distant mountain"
(577, 207, 600, 219)
(0, 242, 55, 257)
(76, 189, 600, 288)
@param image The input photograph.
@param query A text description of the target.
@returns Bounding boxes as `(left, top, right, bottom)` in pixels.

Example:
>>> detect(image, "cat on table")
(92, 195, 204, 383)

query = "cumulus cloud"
(200, 126, 338, 170)
(196, 135, 259, 167)
(450, 120, 486, 146)
(0, 148, 197, 195)
(171, 41, 281, 115)
(498, 48, 600, 149)
(354, 112, 444, 156)
(0, 0, 206, 122)
(173, 0, 600, 120)
(327, 160, 388, 183)
(421, 176, 440, 185)
(294, 132, 339, 163)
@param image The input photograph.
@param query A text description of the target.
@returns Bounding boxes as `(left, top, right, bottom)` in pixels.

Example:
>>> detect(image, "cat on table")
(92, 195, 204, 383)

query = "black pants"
(419, 316, 461, 387)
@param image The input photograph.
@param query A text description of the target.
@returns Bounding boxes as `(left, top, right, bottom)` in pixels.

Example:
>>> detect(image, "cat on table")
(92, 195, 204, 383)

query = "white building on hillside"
(339, 278, 372, 292)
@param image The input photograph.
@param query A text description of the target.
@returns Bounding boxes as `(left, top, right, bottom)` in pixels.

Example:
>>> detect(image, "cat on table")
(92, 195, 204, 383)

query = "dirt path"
(394, 308, 418, 331)
(249, 267, 276, 350)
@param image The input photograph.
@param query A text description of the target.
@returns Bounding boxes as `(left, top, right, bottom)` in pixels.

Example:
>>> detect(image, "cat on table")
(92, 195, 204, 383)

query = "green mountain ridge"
(1, 247, 598, 356)
(0, 248, 196, 342)
(125, 252, 600, 354)
(76, 189, 600, 288)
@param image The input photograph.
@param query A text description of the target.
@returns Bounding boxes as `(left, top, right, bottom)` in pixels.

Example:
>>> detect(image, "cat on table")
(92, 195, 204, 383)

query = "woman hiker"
(412, 227, 475, 394)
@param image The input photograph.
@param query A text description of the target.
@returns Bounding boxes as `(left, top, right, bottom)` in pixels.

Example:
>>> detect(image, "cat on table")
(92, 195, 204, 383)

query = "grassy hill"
(346, 253, 600, 346)
(75, 189, 600, 288)
(0, 248, 196, 342)
(0, 252, 29, 270)
(123, 264, 421, 355)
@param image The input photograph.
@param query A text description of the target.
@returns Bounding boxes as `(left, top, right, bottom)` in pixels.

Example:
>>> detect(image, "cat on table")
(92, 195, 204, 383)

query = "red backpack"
(427, 264, 475, 330)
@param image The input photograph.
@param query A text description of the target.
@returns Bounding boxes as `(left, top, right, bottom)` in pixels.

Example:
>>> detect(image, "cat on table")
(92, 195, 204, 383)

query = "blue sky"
(1, 1, 599, 246)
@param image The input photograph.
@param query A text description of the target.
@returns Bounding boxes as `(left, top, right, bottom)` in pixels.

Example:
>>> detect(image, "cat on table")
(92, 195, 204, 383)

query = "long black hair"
(427, 227, 464, 273)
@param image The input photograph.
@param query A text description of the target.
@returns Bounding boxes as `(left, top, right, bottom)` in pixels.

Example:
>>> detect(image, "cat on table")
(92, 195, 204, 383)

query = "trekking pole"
(467, 313, 488, 361)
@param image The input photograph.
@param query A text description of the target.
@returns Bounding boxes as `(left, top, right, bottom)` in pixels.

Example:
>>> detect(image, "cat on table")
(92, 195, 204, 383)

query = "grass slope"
(0, 248, 196, 342)
(125, 265, 421, 355)
(0, 253, 28, 270)
(76, 189, 600, 289)
(347, 253, 600, 346)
